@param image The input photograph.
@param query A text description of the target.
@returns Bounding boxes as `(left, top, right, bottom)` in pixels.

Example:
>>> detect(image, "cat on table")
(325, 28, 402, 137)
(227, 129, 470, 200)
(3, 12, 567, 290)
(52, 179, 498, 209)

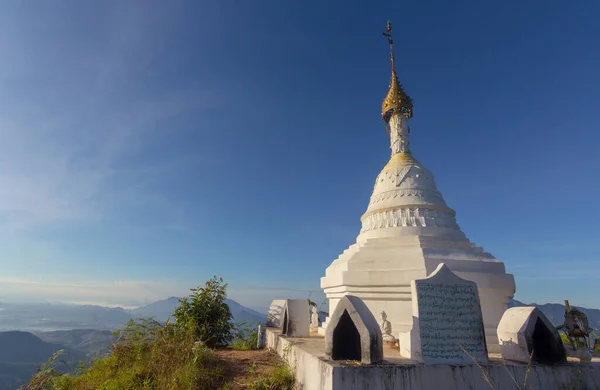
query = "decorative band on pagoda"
(367, 188, 446, 208)
(360, 207, 459, 233)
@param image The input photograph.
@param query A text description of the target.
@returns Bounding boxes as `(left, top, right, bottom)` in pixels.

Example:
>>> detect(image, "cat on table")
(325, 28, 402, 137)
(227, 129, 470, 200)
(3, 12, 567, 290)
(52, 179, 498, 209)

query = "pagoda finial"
(383, 21, 396, 74)
(382, 21, 413, 126)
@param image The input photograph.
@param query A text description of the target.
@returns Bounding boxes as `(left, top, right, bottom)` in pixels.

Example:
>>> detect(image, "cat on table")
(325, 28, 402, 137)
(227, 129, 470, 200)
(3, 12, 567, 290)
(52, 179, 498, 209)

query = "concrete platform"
(266, 327, 600, 390)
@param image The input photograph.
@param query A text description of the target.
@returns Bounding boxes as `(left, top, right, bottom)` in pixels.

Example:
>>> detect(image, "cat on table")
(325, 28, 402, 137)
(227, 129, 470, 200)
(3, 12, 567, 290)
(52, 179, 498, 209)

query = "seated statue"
(311, 305, 319, 329)
(380, 311, 396, 343)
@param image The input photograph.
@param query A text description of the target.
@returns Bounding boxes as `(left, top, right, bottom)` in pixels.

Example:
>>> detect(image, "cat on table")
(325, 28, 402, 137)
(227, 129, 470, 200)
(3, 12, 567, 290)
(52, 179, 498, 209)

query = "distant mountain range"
(35, 329, 115, 359)
(0, 297, 265, 333)
(509, 299, 600, 330)
(0, 302, 132, 332)
(0, 331, 86, 390)
(129, 297, 265, 325)
(0, 298, 265, 390)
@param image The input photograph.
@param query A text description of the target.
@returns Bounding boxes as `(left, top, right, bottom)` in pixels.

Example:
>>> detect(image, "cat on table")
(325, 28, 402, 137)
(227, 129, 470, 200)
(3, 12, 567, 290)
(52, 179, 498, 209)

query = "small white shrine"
(320, 22, 516, 352)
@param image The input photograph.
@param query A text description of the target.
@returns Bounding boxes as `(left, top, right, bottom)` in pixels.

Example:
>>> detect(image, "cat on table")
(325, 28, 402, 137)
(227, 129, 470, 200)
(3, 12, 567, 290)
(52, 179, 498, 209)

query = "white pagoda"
(320, 22, 516, 352)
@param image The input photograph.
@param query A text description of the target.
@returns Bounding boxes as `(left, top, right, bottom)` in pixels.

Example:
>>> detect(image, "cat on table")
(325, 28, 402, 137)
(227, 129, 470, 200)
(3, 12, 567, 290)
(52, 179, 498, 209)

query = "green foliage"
(23, 276, 294, 390)
(25, 318, 225, 390)
(558, 328, 599, 350)
(113, 317, 163, 345)
(21, 349, 70, 390)
(247, 362, 295, 390)
(230, 322, 259, 351)
(560, 332, 575, 349)
(173, 276, 234, 348)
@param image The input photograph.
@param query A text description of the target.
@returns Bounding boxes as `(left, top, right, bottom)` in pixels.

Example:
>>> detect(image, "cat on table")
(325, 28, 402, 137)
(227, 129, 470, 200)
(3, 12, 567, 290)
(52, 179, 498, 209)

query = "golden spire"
(382, 21, 413, 126)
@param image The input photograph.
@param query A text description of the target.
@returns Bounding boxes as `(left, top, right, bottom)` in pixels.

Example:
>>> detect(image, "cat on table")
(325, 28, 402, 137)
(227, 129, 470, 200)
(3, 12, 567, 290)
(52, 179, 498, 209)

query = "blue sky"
(0, 1, 598, 312)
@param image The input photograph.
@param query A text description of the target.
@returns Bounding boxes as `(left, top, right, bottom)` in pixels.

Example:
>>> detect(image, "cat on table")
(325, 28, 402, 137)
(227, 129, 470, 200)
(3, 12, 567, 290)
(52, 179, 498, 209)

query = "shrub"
(231, 322, 259, 351)
(560, 332, 574, 348)
(25, 318, 226, 390)
(173, 276, 234, 348)
(21, 349, 70, 390)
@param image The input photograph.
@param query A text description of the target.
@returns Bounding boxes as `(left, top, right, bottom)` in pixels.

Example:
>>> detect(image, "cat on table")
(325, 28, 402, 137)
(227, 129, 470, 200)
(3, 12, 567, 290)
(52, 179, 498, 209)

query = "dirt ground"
(214, 349, 283, 389)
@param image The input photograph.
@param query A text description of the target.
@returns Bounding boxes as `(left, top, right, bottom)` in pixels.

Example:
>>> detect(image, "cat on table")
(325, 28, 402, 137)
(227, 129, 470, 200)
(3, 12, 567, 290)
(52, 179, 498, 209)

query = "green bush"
(24, 318, 225, 390)
(560, 332, 574, 348)
(173, 276, 234, 348)
(22, 349, 70, 390)
(231, 322, 259, 351)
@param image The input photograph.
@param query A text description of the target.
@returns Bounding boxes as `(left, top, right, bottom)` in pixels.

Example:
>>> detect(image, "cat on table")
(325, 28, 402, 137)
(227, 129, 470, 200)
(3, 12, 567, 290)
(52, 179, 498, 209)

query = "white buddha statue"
(380, 311, 396, 343)
(311, 306, 319, 329)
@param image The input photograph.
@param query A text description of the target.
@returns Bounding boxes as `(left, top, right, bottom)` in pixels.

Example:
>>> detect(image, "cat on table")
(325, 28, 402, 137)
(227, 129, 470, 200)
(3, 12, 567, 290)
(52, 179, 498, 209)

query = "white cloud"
(0, 5, 235, 313)
(0, 4, 223, 232)
(0, 276, 326, 314)
(0, 277, 188, 308)
(0, 78, 219, 231)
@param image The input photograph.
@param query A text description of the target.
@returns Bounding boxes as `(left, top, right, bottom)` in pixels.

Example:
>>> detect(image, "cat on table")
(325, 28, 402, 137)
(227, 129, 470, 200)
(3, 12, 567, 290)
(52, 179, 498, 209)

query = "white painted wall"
(267, 328, 600, 390)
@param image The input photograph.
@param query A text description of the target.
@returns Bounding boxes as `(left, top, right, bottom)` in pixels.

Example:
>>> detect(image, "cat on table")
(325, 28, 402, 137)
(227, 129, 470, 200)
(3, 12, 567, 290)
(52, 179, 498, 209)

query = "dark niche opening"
(532, 318, 565, 363)
(332, 310, 361, 361)
(282, 310, 288, 335)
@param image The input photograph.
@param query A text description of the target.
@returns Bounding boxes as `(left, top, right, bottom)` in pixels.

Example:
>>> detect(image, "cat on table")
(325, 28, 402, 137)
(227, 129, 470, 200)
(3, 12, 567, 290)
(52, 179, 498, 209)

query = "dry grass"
(214, 350, 294, 390)
(22, 321, 293, 390)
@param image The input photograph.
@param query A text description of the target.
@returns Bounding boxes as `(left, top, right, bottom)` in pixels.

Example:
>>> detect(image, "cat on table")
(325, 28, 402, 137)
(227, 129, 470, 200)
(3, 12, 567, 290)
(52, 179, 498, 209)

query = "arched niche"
(532, 317, 565, 363)
(498, 306, 566, 364)
(332, 310, 361, 361)
(325, 295, 383, 364)
(282, 310, 289, 335)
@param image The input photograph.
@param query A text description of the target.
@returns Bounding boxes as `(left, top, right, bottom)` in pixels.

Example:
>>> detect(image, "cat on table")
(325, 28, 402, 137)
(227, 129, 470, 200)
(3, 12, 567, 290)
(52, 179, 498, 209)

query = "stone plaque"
(411, 263, 488, 364)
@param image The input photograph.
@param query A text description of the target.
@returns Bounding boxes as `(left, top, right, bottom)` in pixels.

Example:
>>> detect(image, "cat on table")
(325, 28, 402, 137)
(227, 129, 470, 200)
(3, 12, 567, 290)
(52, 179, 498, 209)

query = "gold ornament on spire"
(382, 21, 413, 127)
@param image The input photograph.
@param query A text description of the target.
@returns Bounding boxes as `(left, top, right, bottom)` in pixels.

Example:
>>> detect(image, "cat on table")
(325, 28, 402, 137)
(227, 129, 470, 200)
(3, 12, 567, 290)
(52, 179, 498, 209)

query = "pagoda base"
(320, 235, 515, 353)
(267, 327, 600, 390)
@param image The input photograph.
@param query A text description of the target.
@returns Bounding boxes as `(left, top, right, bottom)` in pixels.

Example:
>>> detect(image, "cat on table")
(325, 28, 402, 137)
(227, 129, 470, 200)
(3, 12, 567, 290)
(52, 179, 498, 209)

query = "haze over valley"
(0, 296, 265, 389)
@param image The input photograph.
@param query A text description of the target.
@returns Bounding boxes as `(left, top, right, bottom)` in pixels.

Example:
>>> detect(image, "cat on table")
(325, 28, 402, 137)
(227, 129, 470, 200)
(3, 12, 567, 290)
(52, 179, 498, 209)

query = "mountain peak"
(130, 297, 265, 324)
(509, 299, 600, 328)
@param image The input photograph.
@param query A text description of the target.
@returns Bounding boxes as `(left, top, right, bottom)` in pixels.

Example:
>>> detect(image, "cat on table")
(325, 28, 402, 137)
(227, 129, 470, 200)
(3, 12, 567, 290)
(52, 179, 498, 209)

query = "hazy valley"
(0, 297, 264, 390)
